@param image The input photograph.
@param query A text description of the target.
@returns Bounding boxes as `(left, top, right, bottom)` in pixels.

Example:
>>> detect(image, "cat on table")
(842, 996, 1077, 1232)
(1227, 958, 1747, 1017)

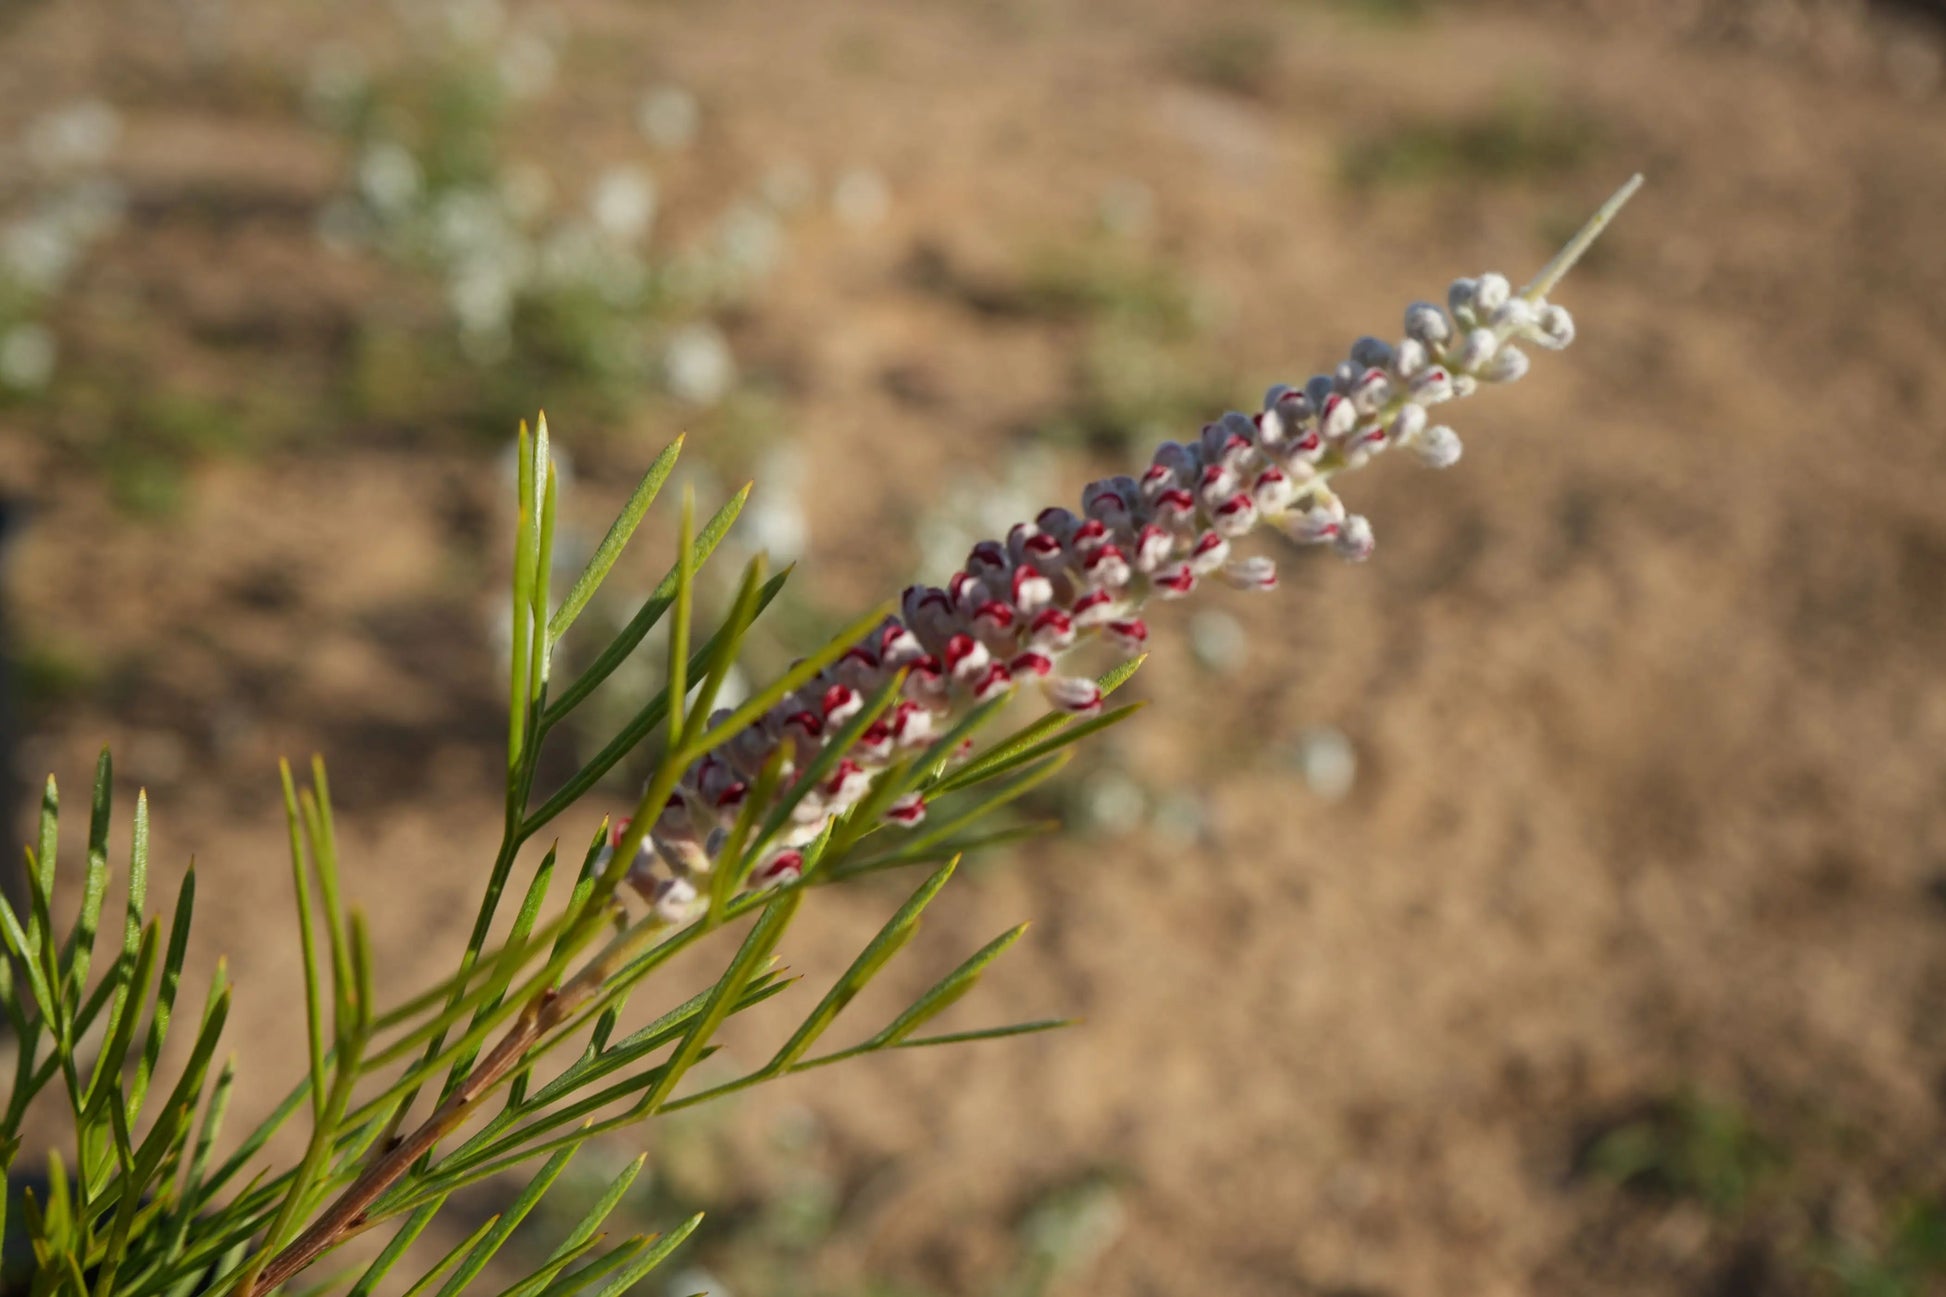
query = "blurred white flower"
(48, 179, 127, 243)
(1188, 609, 1246, 673)
(2, 218, 77, 294)
(589, 166, 657, 243)
(636, 85, 699, 150)
(661, 322, 734, 405)
(831, 167, 889, 229)
(665, 1269, 730, 1297)
(745, 448, 807, 561)
(1081, 771, 1148, 835)
(1290, 725, 1356, 801)
(26, 101, 121, 171)
(0, 323, 57, 391)
(358, 142, 422, 218)
(449, 258, 518, 342)
(432, 188, 525, 267)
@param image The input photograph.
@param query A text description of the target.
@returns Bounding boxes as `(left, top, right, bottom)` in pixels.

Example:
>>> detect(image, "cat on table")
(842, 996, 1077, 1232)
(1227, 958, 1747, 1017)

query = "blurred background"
(4, 0, 1946, 1293)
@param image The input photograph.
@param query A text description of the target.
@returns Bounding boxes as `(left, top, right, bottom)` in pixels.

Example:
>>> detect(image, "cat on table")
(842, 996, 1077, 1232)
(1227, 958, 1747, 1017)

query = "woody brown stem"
(242, 913, 663, 1297)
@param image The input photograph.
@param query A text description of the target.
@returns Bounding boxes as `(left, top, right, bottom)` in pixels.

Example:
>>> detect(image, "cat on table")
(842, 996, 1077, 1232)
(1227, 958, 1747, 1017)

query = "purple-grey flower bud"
(1350, 336, 1394, 370)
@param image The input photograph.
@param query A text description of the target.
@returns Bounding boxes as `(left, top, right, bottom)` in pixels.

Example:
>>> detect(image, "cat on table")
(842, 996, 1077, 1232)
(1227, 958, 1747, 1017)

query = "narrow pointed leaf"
(933, 701, 1144, 795)
(520, 567, 790, 838)
(549, 436, 684, 645)
(348, 1199, 447, 1297)
(543, 483, 751, 727)
(585, 1213, 703, 1297)
(868, 923, 1031, 1047)
(764, 860, 958, 1074)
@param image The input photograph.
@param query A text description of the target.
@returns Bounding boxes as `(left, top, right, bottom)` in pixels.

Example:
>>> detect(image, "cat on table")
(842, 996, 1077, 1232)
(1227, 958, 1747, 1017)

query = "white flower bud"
(1220, 556, 1278, 591)
(1483, 344, 1529, 384)
(1404, 302, 1451, 346)
(1334, 514, 1375, 562)
(1451, 373, 1478, 399)
(1472, 273, 1510, 317)
(1350, 368, 1393, 415)
(1530, 303, 1575, 350)
(1389, 403, 1427, 444)
(1319, 393, 1357, 439)
(1410, 424, 1462, 469)
(1450, 327, 1499, 374)
(1447, 278, 1478, 327)
(649, 875, 703, 923)
(1391, 337, 1429, 378)
(1409, 366, 1454, 405)
(1489, 297, 1535, 334)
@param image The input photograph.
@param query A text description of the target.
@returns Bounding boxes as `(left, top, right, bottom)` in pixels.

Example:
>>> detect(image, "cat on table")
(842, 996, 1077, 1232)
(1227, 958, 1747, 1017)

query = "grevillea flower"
(601, 181, 1638, 923)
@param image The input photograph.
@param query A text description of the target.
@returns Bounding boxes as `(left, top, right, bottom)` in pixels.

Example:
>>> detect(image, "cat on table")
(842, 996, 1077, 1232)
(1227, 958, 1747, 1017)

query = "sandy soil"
(4, 1, 1946, 1294)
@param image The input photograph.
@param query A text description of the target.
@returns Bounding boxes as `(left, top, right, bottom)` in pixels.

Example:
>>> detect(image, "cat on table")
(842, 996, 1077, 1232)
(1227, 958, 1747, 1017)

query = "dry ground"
(4, 1, 1946, 1294)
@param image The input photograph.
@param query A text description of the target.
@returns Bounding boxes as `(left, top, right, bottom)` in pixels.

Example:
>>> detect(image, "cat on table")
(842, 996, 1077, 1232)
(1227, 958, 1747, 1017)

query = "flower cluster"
(604, 272, 1579, 922)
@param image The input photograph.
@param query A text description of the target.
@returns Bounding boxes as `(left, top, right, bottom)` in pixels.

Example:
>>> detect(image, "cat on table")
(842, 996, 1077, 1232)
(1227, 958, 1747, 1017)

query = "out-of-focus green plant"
(1, 177, 1639, 1297)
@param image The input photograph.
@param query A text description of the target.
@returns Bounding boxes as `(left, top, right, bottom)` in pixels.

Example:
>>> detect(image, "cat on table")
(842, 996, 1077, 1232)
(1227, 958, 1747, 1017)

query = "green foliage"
(1340, 87, 1605, 191)
(1582, 1091, 1783, 1214)
(1821, 1197, 1946, 1297)
(1, 419, 1115, 1297)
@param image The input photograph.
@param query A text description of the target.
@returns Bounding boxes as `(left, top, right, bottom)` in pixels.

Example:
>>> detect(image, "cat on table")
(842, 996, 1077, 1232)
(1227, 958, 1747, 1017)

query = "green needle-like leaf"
(33, 774, 57, 955)
(832, 755, 1072, 878)
(541, 1153, 646, 1266)
(750, 670, 905, 880)
(665, 488, 696, 753)
(933, 656, 1145, 794)
(892, 1018, 1074, 1049)
(520, 567, 791, 839)
(431, 1146, 579, 1297)
(67, 748, 115, 1009)
(638, 893, 799, 1115)
(401, 1214, 502, 1297)
(542, 483, 751, 728)
(763, 859, 958, 1075)
(282, 762, 327, 1122)
(133, 868, 196, 1122)
(308, 758, 356, 1031)
(676, 601, 895, 764)
(932, 701, 1145, 796)
(347, 1199, 447, 1297)
(532, 455, 558, 693)
(869, 923, 1030, 1048)
(509, 420, 538, 770)
(584, 1213, 702, 1297)
(492, 1236, 606, 1297)
(549, 436, 683, 646)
